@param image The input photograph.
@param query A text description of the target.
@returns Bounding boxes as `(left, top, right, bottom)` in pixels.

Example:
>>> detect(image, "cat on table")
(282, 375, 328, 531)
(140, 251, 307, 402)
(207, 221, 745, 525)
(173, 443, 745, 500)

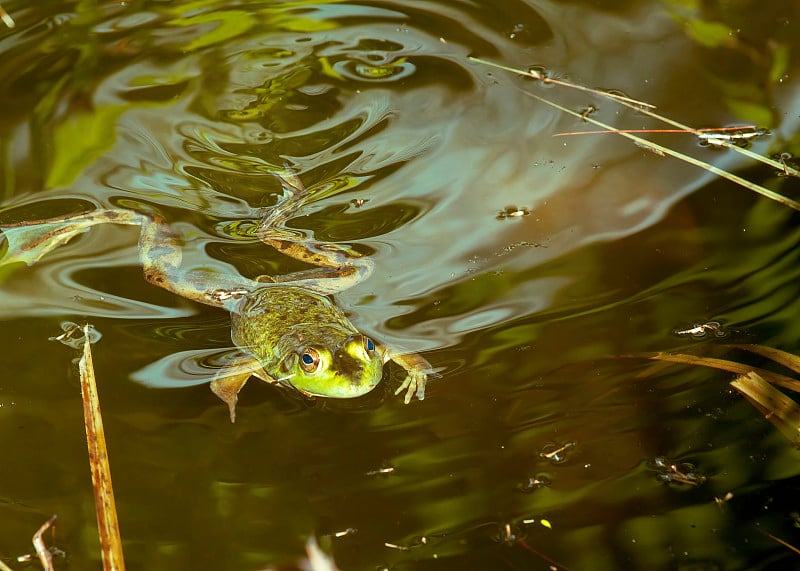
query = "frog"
(0, 175, 430, 422)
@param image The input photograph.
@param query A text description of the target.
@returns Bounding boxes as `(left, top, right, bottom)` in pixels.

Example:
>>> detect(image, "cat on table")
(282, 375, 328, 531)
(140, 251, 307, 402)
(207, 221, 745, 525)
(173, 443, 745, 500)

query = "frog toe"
(394, 372, 426, 404)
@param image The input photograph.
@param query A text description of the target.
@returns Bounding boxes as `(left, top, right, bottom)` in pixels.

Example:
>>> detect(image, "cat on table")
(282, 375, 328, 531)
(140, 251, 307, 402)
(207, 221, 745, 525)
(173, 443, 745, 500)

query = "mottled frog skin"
(0, 176, 430, 421)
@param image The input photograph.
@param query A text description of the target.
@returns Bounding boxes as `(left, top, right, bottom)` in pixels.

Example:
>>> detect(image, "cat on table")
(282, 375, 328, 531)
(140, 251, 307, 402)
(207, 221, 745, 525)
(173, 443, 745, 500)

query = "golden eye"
(300, 348, 320, 373)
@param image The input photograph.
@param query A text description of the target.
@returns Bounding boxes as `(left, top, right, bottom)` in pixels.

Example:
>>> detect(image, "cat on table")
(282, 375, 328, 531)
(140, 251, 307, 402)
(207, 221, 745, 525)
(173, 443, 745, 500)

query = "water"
(1, 1, 800, 569)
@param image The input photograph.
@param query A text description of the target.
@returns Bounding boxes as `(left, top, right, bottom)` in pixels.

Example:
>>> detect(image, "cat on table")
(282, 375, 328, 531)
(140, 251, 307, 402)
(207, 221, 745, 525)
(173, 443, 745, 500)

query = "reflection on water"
(1, 0, 800, 569)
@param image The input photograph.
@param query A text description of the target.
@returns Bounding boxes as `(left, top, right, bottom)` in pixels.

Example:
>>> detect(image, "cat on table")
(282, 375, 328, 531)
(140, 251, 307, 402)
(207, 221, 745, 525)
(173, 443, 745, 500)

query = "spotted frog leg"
(0, 209, 264, 308)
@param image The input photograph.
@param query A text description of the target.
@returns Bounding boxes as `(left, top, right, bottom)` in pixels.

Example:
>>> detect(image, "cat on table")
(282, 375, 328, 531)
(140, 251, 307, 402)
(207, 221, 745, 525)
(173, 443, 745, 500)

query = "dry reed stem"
(628, 349, 800, 447)
(727, 344, 800, 376)
(633, 352, 800, 392)
(78, 325, 126, 570)
(731, 372, 800, 447)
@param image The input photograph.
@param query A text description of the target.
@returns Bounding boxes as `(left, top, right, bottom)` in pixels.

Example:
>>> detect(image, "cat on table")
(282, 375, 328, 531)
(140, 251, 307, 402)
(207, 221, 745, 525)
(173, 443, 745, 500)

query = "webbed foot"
(1, 210, 142, 267)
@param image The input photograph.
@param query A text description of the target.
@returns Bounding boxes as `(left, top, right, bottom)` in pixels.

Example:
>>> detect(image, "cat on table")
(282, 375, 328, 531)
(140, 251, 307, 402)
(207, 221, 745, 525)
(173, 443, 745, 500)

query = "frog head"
(276, 325, 385, 398)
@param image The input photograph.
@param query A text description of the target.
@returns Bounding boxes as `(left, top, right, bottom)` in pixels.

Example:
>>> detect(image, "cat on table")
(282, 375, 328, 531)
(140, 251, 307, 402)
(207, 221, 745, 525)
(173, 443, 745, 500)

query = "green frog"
(0, 176, 430, 422)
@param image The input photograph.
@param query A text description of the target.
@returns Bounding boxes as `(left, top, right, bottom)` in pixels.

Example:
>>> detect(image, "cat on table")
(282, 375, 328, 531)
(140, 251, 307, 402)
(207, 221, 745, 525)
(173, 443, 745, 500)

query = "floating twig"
(32, 515, 57, 571)
(765, 531, 800, 557)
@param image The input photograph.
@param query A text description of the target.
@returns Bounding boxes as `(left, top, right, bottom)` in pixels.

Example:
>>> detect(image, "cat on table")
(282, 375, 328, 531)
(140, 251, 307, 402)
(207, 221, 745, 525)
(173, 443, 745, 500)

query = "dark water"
(1, 1, 800, 569)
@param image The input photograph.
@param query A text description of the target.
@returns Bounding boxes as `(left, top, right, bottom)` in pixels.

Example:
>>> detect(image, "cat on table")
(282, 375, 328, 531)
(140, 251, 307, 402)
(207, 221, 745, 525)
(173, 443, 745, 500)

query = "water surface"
(1, 1, 800, 569)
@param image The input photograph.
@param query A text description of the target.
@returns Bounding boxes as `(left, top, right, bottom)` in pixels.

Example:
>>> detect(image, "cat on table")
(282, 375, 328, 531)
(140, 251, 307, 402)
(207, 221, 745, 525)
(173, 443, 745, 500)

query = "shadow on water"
(1, 0, 800, 569)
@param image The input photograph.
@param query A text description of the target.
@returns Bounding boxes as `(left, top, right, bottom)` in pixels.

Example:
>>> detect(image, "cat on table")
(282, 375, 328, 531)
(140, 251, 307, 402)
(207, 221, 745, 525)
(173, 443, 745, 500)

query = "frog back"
(230, 285, 357, 365)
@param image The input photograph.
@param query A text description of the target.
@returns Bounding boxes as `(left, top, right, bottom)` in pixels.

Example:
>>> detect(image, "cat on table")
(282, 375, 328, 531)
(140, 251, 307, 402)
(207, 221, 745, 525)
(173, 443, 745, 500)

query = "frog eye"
(300, 348, 321, 373)
(364, 337, 375, 353)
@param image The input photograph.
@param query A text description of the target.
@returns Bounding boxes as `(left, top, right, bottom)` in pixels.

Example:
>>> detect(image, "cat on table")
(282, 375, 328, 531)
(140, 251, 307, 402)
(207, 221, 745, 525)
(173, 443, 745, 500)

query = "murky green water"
(1, 0, 800, 569)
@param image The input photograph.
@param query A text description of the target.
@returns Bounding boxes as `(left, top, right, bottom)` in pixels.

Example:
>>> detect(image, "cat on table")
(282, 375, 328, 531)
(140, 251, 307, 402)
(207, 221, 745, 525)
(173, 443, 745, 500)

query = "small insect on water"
(580, 103, 597, 120)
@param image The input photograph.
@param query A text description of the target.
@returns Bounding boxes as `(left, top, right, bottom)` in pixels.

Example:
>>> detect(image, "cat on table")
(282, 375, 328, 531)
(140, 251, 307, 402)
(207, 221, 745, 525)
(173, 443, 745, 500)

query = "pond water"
(1, 0, 800, 569)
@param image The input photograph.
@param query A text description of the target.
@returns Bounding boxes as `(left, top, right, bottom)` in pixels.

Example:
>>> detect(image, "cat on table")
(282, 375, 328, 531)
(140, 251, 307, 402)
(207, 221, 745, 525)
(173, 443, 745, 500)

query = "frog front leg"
(383, 348, 432, 404)
(210, 354, 277, 422)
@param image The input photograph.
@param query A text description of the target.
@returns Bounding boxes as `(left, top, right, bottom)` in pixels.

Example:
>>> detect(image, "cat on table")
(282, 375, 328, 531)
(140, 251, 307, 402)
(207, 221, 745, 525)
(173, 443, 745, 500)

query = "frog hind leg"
(2, 208, 262, 309)
(1, 209, 144, 267)
(209, 354, 275, 422)
(253, 171, 375, 294)
(256, 230, 374, 294)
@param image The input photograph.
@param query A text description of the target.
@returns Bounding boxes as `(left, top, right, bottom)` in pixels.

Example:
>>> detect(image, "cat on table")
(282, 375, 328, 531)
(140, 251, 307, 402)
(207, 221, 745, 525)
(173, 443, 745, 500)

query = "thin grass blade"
(470, 57, 800, 207)
(630, 352, 800, 392)
(726, 344, 800, 378)
(731, 372, 800, 447)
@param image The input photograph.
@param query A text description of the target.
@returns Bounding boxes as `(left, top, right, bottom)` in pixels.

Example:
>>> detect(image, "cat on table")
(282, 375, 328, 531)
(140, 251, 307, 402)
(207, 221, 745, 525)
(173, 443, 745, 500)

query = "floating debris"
(49, 321, 102, 349)
(332, 528, 356, 538)
(365, 464, 395, 476)
(496, 205, 531, 220)
(715, 491, 734, 509)
(517, 474, 552, 493)
(697, 127, 770, 148)
(493, 522, 526, 545)
(539, 441, 576, 464)
(384, 535, 429, 551)
(651, 456, 706, 487)
(775, 152, 800, 177)
(673, 321, 727, 338)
